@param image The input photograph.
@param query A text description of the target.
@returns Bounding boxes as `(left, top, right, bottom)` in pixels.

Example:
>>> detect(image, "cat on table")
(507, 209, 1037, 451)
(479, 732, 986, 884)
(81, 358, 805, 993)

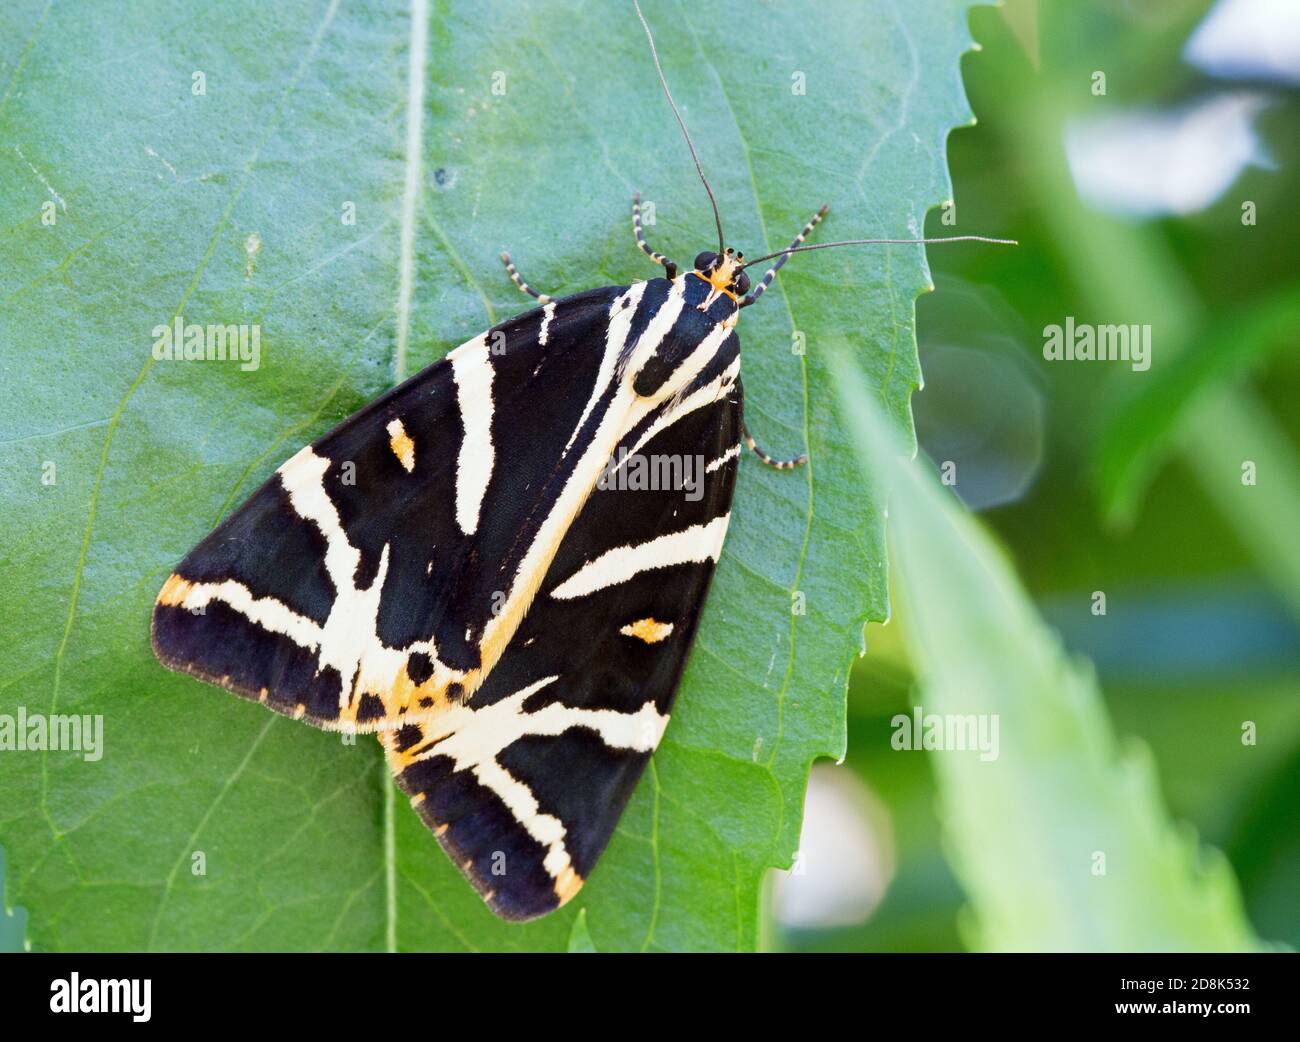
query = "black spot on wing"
(392, 723, 424, 752)
(406, 651, 434, 684)
(632, 354, 675, 397)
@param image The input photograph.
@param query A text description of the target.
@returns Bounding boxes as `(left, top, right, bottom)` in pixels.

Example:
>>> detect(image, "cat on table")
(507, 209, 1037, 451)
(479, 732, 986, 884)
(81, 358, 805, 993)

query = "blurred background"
(772, 0, 1300, 951)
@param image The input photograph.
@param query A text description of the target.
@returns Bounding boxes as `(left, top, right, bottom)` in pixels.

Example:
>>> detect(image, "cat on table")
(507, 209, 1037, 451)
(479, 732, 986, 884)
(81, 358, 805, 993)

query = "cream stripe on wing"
(157, 575, 323, 649)
(473, 758, 571, 877)
(538, 300, 556, 346)
(618, 277, 688, 385)
(605, 352, 739, 483)
(550, 515, 730, 600)
(451, 335, 494, 535)
(406, 678, 668, 764)
(705, 444, 741, 473)
(278, 446, 361, 593)
(561, 282, 649, 458)
(278, 446, 460, 721)
(279, 446, 389, 701)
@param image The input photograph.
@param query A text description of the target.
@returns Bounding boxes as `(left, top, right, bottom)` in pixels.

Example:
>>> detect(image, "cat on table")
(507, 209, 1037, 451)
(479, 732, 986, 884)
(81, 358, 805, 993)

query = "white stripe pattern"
(406, 677, 669, 881)
(619, 278, 687, 386)
(550, 515, 731, 600)
(276, 446, 458, 718)
(705, 444, 741, 473)
(561, 282, 648, 458)
(605, 354, 740, 483)
(279, 447, 397, 703)
(538, 301, 556, 346)
(451, 334, 494, 535)
(162, 578, 323, 650)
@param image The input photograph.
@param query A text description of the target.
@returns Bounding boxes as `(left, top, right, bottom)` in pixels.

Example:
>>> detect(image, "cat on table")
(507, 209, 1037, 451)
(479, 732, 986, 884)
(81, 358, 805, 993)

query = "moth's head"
(690, 247, 750, 300)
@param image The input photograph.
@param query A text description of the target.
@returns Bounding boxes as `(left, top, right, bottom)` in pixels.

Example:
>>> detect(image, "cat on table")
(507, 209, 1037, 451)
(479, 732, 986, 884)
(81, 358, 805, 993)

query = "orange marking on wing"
(345, 657, 463, 733)
(386, 418, 416, 473)
(619, 617, 674, 643)
(554, 865, 584, 906)
(156, 573, 195, 606)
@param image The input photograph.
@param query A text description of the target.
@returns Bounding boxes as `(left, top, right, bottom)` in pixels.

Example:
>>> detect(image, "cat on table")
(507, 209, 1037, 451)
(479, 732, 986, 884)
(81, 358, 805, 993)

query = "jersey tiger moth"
(151, 1, 1011, 922)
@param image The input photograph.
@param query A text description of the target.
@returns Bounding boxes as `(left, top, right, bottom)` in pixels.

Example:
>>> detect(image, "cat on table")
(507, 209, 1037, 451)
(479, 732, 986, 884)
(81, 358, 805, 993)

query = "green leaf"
(830, 350, 1264, 952)
(0, 0, 978, 951)
(566, 907, 596, 953)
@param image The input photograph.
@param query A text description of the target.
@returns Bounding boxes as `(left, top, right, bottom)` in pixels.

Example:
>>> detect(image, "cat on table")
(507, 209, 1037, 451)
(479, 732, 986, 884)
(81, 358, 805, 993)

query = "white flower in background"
(1186, 0, 1300, 85)
(771, 764, 895, 931)
(1064, 93, 1271, 218)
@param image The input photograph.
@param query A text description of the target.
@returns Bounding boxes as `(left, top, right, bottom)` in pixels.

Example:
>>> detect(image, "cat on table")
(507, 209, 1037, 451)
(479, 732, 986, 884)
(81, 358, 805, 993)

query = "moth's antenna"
(633, 0, 725, 256)
(741, 235, 1019, 269)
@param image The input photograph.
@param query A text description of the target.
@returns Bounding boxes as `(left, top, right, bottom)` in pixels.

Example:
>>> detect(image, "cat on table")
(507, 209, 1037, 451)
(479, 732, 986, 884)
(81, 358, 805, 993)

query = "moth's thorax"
(620, 275, 740, 401)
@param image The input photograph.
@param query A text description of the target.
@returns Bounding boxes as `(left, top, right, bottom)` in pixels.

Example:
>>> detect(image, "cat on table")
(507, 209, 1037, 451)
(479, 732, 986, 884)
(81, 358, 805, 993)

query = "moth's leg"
(500, 252, 553, 304)
(632, 192, 678, 279)
(740, 204, 829, 308)
(741, 421, 807, 470)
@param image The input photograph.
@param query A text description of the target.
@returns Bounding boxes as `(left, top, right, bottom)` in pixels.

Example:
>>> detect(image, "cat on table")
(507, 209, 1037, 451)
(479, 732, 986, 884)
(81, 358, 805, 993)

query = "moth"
(151, 2, 1009, 921)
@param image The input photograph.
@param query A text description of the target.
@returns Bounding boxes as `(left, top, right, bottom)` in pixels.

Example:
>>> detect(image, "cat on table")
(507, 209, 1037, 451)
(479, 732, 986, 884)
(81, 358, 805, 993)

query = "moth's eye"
(733, 271, 751, 296)
(694, 251, 717, 272)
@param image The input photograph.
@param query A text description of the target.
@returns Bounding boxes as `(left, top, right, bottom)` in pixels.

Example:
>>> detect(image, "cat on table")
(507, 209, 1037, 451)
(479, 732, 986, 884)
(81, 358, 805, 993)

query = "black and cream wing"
(152, 286, 625, 731)
(154, 270, 748, 921)
(381, 373, 744, 921)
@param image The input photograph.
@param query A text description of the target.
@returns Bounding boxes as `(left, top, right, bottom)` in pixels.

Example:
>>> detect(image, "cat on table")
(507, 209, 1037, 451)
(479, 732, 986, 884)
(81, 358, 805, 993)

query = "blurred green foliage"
(782, 0, 1300, 951)
(834, 350, 1261, 950)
